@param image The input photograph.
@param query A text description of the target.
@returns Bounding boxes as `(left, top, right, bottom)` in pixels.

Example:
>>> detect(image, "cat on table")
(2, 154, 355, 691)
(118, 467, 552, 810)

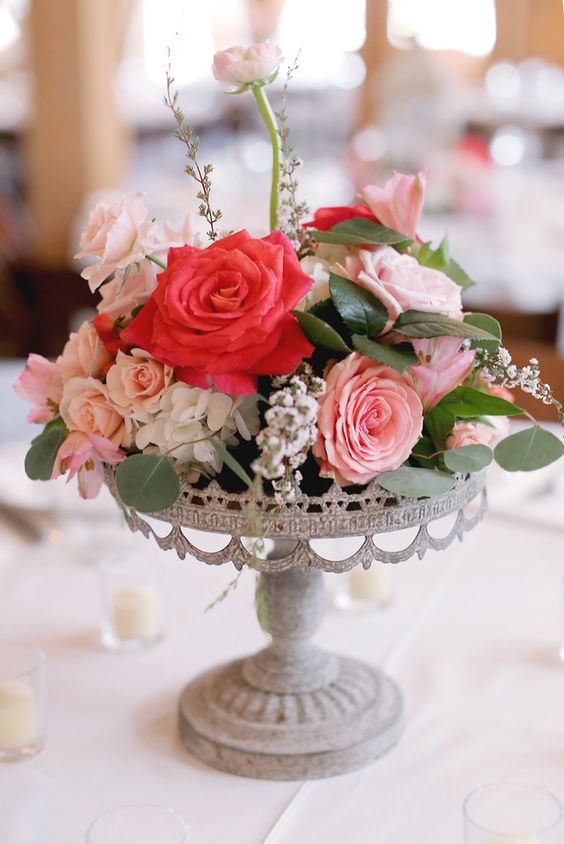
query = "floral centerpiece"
(15, 41, 563, 510)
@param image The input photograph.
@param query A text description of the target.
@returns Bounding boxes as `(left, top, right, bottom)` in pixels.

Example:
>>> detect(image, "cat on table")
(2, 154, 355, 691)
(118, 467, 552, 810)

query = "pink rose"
(446, 418, 509, 450)
(57, 321, 112, 381)
(59, 377, 131, 447)
(75, 192, 155, 292)
(97, 262, 158, 321)
(106, 349, 173, 418)
(212, 40, 283, 87)
(406, 337, 475, 410)
(13, 354, 63, 424)
(341, 247, 462, 332)
(362, 171, 426, 239)
(313, 352, 423, 486)
(52, 430, 124, 499)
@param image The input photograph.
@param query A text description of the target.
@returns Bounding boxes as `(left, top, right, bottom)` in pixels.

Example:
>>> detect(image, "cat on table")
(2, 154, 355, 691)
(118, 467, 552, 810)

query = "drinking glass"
(0, 644, 46, 762)
(464, 783, 563, 843)
(86, 805, 190, 843)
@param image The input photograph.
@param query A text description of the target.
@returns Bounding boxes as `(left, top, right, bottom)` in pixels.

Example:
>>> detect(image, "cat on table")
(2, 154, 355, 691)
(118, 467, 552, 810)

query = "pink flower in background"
(406, 337, 475, 411)
(313, 352, 423, 486)
(59, 377, 131, 447)
(52, 431, 124, 499)
(362, 171, 426, 239)
(446, 418, 509, 450)
(13, 354, 63, 423)
(486, 383, 515, 403)
(97, 262, 159, 321)
(341, 248, 462, 332)
(76, 192, 155, 292)
(106, 349, 173, 418)
(57, 321, 112, 381)
(212, 40, 283, 87)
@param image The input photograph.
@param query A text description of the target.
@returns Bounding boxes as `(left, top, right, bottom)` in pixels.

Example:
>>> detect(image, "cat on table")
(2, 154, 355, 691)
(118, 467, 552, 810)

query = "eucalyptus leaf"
(329, 274, 388, 337)
(494, 426, 564, 472)
(377, 466, 456, 498)
(310, 217, 412, 246)
(116, 454, 180, 512)
(352, 335, 417, 372)
(209, 436, 254, 488)
(24, 425, 67, 481)
(464, 313, 501, 353)
(394, 310, 498, 341)
(445, 258, 476, 290)
(439, 386, 522, 418)
(443, 444, 493, 473)
(292, 309, 351, 353)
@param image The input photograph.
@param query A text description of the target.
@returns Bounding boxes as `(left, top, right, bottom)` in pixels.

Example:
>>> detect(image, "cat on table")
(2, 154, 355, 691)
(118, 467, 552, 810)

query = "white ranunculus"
(135, 383, 260, 480)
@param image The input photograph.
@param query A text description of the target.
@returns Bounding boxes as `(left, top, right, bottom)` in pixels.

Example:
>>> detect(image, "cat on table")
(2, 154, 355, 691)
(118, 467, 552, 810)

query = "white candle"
(112, 585, 161, 641)
(348, 561, 393, 605)
(0, 680, 37, 749)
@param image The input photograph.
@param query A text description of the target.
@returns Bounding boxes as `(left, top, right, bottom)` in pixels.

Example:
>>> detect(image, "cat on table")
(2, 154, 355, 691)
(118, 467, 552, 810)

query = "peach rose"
(406, 337, 475, 411)
(212, 40, 283, 87)
(75, 192, 155, 292)
(13, 354, 63, 424)
(106, 349, 173, 418)
(57, 321, 112, 381)
(446, 418, 509, 450)
(313, 352, 423, 486)
(59, 377, 131, 447)
(340, 247, 462, 332)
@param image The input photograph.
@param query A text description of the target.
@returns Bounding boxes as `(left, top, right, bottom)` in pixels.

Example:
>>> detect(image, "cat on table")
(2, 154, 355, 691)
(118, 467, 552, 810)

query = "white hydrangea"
(135, 382, 260, 481)
(296, 256, 331, 311)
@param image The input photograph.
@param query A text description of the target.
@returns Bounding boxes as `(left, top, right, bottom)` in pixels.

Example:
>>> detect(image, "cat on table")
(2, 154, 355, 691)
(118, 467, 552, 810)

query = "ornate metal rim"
(105, 468, 487, 573)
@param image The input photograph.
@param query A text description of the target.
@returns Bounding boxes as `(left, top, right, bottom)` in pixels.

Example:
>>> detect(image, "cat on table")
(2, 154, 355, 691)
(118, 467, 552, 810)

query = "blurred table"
(1, 363, 563, 843)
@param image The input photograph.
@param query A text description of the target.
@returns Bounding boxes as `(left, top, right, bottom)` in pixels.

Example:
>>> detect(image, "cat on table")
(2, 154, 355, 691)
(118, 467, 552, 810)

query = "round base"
(178, 656, 403, 780)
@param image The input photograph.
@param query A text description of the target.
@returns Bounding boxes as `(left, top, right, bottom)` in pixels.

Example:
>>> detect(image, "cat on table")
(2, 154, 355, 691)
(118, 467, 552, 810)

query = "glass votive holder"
(97, 550, 164, 653)
(86, 805, 191, 843)
(333, 560, 394, 612)
(0, 645, 46, 762)
(464, 783, 563, 843)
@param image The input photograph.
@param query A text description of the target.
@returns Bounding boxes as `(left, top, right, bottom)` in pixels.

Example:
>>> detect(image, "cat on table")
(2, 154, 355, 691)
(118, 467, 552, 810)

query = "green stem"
(252, 85, 282, 231)
(146, 253, 167, 270)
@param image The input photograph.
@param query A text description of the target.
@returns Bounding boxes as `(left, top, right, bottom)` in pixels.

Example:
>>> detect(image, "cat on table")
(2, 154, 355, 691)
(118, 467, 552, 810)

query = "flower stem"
(252, 84, 281, 231)
(146, 254, 167, 270)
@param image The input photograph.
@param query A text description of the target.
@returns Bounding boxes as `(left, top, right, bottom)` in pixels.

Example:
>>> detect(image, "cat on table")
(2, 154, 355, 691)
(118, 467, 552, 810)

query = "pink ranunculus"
(406, 337, 475, 411)
(57, 321, 112, 381)
(340, 247, 462, 332)
(75, 192, 155, 292)
(52, 430, 124, 499)
(212, 40, 283, 87)
(13, 354, 63, 424)
(106, 349, 173, 418)
(362, 171, 427, 239)
(97, 261, 159, 321)
(446, 418, 509, 450)
(59, 377, 131, 447)
(313, 352, 423, 486)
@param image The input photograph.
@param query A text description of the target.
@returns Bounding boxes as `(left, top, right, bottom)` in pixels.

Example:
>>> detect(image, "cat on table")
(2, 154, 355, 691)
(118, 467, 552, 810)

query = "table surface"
(1, 361, 563, 844)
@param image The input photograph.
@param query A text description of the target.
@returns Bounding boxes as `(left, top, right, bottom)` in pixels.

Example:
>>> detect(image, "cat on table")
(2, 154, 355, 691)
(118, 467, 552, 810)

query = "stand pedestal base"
(178, 655, 403, 780)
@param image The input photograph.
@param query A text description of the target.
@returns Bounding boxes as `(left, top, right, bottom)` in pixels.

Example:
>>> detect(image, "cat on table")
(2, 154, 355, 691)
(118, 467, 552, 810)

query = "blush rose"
(59, 377, 131, 447)
(57, 321, 112, 381)
(106, 349, 173, 418)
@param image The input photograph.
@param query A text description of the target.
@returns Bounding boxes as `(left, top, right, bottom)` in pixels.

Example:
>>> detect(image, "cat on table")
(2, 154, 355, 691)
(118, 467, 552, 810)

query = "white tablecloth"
(1, 363, 563, 843)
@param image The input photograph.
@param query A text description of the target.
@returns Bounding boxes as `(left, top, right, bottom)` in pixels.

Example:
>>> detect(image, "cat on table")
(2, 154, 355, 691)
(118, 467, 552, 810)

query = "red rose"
(304, 204, 377, 231)
(122, 230, 314, 394)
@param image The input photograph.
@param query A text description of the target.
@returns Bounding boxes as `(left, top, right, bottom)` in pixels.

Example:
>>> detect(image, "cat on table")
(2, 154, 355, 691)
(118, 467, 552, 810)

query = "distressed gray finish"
(105, 469, 486, 779)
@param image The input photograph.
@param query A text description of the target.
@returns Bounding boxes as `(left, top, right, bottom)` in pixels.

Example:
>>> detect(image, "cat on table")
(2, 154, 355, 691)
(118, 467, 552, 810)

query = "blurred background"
(0, 0, 563, 417)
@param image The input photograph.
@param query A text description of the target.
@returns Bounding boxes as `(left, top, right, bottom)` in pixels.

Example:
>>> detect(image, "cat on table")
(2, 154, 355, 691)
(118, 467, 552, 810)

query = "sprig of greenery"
(164, 55, 222, 240)
(275, 54, 314, 257)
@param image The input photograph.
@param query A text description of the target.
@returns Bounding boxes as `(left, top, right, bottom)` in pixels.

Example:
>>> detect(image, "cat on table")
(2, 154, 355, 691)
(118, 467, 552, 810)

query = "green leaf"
(425, 404, 456, 448)
(394, 310, 498, 341)
(292, 309, 351, 353)
(443, 444, 493, 473)
(329, 273, 388, 337)
(377, 466, 456, 498)
(352, 334, 417, 372)
(24, 425, 67, 481)
(209, 436, 253, 488)
(310, 217, 412, 247)
(116, 454, 180, 513)
(439, 386, 523, 418)
(445, 258, 476, 290)
(419, 235, 449, 271)
(494, 426, 564, 472)
(411, 435, 438, 468)
(463, 312, 502, 353)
